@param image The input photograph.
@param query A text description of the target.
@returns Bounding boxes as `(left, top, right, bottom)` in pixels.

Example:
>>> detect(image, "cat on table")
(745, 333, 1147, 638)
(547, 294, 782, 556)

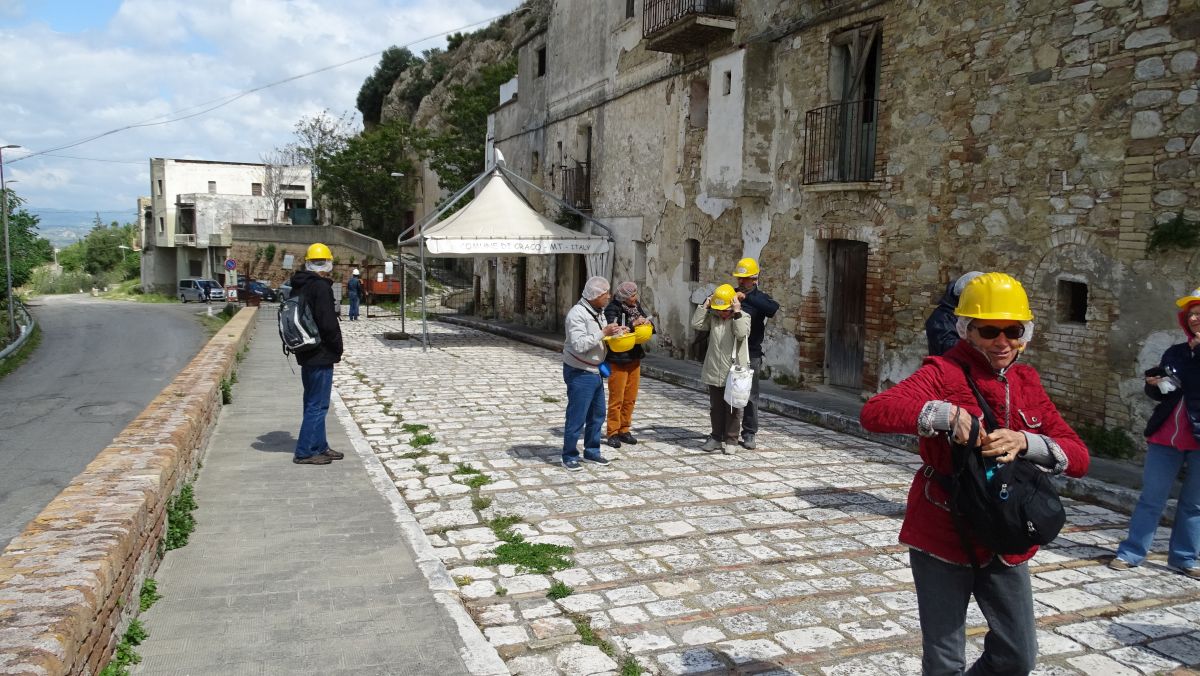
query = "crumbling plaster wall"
(491, 0, 1200, 434)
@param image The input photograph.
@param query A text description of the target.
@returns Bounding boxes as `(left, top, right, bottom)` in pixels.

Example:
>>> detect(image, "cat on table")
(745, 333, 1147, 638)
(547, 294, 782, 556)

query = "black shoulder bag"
(933, 362, 1067, 566)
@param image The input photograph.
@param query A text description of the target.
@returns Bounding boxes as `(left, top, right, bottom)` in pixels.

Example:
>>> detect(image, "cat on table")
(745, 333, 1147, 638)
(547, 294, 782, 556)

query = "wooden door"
(827, 240, 867, 389)
(514, 257, 527, 315)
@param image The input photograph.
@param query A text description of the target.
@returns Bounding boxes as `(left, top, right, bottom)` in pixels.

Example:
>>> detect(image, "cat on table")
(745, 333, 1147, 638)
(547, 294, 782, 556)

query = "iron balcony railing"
(643, 0, 736, 37)
(803, 98, 880, 184)
(561, 161, 592, 212)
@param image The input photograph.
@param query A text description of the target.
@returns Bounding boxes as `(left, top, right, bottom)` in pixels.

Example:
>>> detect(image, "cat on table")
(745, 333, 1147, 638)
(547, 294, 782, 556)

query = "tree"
(316, 120, 416, 243)
(422, 57, 518, 192)
(285, 110, 354, 215)
(260, 151, 309, 222)
(0, 188, 52, 297)
(356, 47, 421, 128)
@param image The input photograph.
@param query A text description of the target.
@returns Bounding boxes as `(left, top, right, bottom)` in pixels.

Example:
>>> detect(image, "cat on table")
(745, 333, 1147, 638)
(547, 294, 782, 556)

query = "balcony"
(174, 233, 197, 247)
(561, 161, 592, 212)
(643, 0, 736, 54)
(802, 98, 880, 185)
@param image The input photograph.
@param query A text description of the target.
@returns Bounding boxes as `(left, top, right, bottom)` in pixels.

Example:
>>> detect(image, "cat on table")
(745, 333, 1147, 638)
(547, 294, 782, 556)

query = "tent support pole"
(498, 166, 616, 242)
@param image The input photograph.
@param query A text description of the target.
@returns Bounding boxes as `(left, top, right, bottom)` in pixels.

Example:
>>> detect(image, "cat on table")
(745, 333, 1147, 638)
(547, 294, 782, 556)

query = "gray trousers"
(741, 356, 762, 435)
(909, 549, 1037, 676)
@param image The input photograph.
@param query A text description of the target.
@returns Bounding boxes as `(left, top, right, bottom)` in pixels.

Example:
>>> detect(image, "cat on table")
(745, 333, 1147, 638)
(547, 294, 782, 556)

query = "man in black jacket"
(733, 257, 779, 450)
(925, 271, 983, 356)
(290, 242, 345, 465)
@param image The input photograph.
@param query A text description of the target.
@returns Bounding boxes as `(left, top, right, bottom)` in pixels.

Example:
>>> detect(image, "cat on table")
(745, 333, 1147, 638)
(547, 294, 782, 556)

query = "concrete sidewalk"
(133, 312, 503, 676)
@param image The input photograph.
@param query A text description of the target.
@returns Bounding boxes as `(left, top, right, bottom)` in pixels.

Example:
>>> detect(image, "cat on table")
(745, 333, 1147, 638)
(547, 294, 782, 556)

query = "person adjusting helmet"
(730, 256, 778, 450)
(709, 284, 737, 310)
(954, 272, 1033, 321)
(733, 257, 760, 278)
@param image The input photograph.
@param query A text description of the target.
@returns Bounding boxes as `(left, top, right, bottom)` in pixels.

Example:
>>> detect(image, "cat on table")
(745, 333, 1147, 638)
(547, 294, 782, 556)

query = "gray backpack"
(278, 293, 320, 355)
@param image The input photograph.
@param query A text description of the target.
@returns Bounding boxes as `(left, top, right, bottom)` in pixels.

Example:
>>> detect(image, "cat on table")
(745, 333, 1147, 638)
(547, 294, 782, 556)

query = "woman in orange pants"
(604, 282, 654, 448)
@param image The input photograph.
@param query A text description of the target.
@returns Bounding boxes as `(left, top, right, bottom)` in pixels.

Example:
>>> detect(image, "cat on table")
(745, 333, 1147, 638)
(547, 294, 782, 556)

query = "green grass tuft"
(546, 580, 574, 600)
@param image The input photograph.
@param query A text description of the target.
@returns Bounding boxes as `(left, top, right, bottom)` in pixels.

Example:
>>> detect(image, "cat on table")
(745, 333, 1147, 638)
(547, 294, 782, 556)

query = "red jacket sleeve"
(1016, 367, 1090, 478)
(861, 358, 947, 435)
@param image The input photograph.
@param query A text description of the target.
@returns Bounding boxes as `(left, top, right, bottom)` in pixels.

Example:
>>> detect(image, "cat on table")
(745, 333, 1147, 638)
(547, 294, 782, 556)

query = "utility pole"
(2, 144, 21, 339)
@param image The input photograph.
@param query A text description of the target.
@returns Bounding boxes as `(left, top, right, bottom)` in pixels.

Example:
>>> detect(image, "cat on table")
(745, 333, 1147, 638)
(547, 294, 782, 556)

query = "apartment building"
(140, 158, 312, 292)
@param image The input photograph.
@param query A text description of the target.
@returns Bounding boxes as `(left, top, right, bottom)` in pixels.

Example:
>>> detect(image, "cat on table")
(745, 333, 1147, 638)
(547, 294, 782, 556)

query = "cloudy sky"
(0, 0, 522, 230)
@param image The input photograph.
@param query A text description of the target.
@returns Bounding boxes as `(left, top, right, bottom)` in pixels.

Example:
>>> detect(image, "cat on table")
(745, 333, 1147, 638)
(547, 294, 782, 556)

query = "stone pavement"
(332, 317, 1200, 675)
(132, 313, 500, 676)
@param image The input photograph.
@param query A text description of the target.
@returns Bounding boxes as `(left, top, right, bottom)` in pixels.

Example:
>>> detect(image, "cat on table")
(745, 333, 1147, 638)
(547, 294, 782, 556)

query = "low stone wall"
(0, 307, 258, 676)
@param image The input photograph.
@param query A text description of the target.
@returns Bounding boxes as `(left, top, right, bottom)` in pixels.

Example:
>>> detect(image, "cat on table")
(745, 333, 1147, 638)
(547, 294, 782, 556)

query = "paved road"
(0, 295, 206, 550)
(330, 319, 1200, 676)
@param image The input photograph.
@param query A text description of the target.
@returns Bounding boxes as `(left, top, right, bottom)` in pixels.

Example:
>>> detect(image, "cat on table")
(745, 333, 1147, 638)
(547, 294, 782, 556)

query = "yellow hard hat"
(733, 257, 760, 277)
(1175, 286, 1200, 308)
(306, 242, 332, 260)
(710, 284, 737, 310)
(954, 272, 1034, 321)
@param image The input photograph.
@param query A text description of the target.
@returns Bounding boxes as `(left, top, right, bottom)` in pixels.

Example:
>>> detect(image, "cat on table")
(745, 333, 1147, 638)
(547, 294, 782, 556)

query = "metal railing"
(174, 233, 197, 246)
(643, 0, 736, 37)
(560, 162, 592, 211)
(803, 98, 880, 184)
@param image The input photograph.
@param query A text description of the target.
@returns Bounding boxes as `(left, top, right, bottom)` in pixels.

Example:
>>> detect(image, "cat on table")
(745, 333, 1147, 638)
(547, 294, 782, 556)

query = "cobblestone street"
(336, 320, 1200, 676)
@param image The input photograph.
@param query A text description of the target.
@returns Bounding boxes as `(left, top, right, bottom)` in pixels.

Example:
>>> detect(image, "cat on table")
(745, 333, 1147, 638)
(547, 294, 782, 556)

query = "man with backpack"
(732, 257, 778, 450)
(860, 272, 1089, 675)
(288, 243, 344, 465)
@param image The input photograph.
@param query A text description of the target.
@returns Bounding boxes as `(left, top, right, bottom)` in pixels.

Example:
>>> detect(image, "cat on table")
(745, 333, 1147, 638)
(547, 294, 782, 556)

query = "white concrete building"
(140, 158, 312, 293)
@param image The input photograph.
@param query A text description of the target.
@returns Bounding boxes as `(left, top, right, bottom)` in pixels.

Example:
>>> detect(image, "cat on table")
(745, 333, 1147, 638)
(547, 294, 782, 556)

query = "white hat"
(352, 268, 360, 276)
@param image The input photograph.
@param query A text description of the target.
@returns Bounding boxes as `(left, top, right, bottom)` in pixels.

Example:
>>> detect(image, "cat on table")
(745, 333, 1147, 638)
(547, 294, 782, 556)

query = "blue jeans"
(909, 549, 1037, 676)
(348, 293, 360, 319)
(295, 365, 333, 459)
(1116, 442, 1200, 570)
(562, 364, 605, 461)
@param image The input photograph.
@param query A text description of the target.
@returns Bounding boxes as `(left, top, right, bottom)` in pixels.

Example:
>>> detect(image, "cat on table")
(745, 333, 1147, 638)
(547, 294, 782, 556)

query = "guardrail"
(0, 301, 35, 361)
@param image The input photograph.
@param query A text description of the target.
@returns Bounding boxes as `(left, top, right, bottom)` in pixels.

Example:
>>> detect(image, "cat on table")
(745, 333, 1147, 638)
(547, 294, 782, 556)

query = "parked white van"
(178, 278, 226, 303)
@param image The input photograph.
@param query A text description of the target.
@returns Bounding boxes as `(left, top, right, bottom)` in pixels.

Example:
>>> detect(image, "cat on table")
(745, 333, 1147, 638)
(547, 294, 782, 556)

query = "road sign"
(225, 258, 236, 271)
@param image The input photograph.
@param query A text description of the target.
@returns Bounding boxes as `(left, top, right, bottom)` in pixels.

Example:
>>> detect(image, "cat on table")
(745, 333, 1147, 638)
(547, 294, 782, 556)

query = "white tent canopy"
(395, 160, 615, 350)
(397, 170, 610, 258)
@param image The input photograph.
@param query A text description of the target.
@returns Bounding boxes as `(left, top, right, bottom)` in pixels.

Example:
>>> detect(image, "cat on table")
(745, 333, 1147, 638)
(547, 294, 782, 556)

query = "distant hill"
(26, 207, 137, 248)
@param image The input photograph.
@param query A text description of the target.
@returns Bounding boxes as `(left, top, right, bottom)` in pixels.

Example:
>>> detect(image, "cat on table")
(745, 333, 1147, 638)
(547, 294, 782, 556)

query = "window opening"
(251, 182, 262, 196)
(686, 238, 700, 282)
(722, 70, 732, 95)
(207, 180, 217, 194)
(1057, 280, 1088, 324)
(536, 47, 546, 77)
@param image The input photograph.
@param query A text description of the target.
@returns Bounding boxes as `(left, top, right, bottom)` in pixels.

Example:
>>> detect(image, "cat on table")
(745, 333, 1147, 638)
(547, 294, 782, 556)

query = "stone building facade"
(488, 0, 1200, 434)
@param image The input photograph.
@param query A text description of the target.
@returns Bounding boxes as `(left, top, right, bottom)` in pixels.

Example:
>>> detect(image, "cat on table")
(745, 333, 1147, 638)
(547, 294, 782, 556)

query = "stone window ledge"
(802, 181, 881, 194)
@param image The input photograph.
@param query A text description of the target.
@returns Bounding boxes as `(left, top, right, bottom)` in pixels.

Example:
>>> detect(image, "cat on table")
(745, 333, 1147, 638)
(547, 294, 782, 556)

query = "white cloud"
(1, 0, 522, 215)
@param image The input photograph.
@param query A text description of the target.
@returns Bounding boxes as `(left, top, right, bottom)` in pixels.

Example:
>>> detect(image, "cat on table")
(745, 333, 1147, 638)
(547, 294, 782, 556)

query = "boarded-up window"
(207, 181, 216, 194)
(625, 0, 635, 18)
(251, 182, 262, 196)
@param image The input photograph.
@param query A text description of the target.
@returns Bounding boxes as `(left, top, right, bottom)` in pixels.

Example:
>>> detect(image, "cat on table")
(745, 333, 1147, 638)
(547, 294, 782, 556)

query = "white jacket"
(563, 299, 607, 373)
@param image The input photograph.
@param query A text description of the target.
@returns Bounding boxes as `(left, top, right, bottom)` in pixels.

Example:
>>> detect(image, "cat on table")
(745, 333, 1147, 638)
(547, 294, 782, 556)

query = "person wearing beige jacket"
(691, 284, 751, 453)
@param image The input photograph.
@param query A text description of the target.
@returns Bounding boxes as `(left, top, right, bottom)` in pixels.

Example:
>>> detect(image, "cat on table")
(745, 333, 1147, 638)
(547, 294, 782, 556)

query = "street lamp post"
(118, 245, 130, 262)
(2, 144, 21, 339)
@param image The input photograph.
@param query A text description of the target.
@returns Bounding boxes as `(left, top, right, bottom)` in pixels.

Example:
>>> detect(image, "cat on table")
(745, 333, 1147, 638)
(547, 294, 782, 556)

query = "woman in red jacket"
(861, 272, 1089, 676)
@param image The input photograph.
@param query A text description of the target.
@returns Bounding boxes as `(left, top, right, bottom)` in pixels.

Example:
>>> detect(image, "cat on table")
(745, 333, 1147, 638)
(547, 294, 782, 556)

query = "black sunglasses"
(974, 324, 1025, 340)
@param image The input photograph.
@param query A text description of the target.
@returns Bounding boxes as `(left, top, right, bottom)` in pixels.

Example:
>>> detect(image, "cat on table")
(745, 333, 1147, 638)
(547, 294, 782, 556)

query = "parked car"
(235, 279, 276, 302)
(178, 278, 226, 303)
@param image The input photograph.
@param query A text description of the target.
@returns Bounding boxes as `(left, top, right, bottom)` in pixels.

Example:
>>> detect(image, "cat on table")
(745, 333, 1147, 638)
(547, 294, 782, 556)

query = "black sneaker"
(606, 436, 622, 449)
(583, 453, 611, 466)
(562, 458, 583, 472)
(323, 449, 345, 460)
(293, 454, 332, 465)
(618, 433, 638, 445)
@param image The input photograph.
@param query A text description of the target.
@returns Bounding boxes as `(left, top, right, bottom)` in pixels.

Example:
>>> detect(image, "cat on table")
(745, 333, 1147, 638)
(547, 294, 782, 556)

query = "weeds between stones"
(471, 495, 493, 511)
(138, 579, 161, 612)
(479, 514, 573, 575)
(97, 619, 148, 676)
(164, 484, 197, 551)
(546, 580, 573, 600)
(566, 613, 642, 675)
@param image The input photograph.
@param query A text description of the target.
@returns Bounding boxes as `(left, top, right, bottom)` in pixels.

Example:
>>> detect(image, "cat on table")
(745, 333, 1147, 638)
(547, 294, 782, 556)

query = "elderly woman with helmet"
(861, 272, 1089, 675)
(1108, 286, 1200, 579)
(561, 276, 624, 472)
(603, 281, 654, 449)
(692, 284, 751, 453)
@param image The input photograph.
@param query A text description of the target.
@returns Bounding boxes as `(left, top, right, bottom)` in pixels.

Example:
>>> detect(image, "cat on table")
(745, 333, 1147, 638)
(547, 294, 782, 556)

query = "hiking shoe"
(562, 458, 583, 472)
(701, 437, 724, 453)
(323, 449, 345, 460)
(1108, 557, 1134, 571)
(606, 436, 622, 449)
(740, 433, 756, 450)
(1180, 566, 1200, 580)
(584, 453, 611, 466)
(618, 432, 638, 445)
(722, 440, 738, 455)
(293, 454, 332, 465)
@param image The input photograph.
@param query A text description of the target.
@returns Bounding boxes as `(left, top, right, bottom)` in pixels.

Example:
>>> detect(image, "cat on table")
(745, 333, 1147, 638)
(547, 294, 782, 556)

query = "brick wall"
(0, 308, 257, 676)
